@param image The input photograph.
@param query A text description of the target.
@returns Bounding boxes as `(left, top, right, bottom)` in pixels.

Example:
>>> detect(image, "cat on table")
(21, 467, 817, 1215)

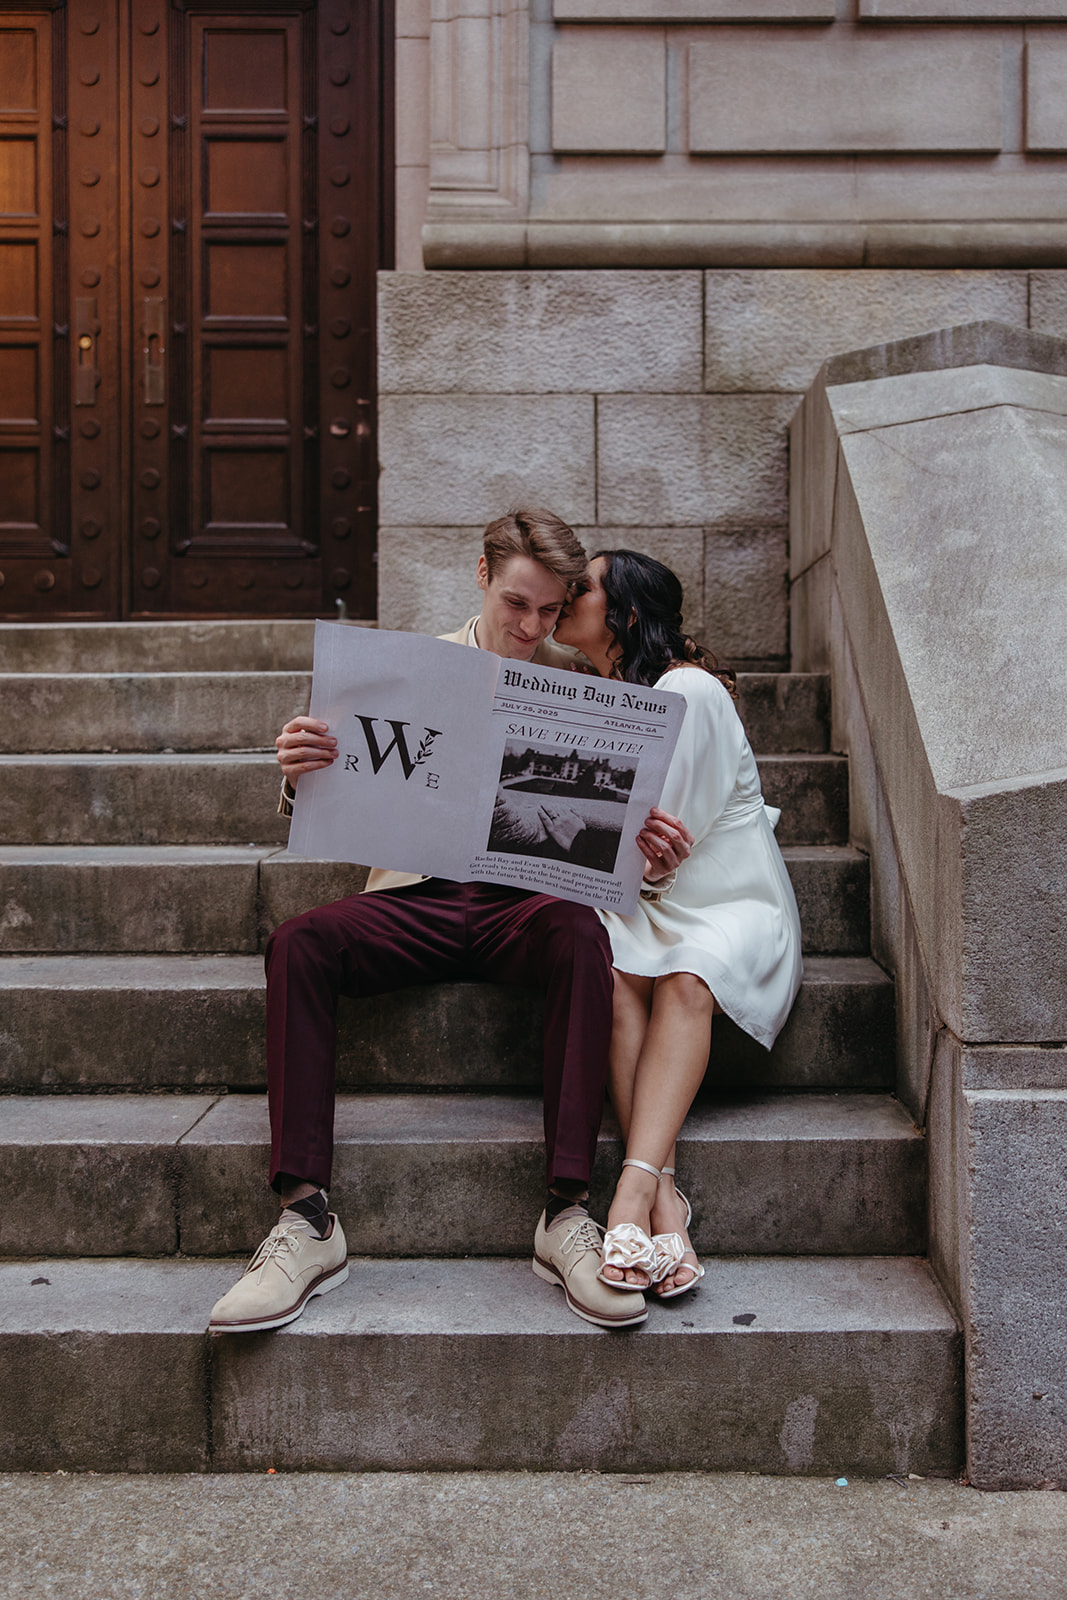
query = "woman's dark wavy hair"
(594, 548, 737, 698)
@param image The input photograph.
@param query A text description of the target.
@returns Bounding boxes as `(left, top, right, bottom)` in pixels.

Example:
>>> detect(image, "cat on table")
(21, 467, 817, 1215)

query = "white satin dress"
(598, 666, 803, 1050)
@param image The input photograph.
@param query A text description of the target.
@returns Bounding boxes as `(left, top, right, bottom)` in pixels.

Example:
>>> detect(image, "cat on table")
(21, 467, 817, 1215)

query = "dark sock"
(545, 1183, 589, 1225)
(285, 1188, 330, 1239)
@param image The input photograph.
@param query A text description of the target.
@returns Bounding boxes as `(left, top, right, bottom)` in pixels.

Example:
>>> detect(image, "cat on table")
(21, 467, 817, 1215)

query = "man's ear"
(475, 555, 489, 593)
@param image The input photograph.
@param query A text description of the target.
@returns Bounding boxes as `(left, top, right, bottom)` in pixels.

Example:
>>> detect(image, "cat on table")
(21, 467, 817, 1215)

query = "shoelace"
(559, 1215, 605, 1258)
(246, 1220, 306, 1276)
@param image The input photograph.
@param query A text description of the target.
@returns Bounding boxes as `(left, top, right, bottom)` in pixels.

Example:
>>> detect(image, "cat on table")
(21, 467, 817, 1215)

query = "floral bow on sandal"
(597, 1219, 657, 1291)
(596, 1158, 667, 1292)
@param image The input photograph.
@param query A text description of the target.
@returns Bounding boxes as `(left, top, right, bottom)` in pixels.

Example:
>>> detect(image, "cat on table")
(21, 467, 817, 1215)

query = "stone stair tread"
(0, 844, 280, 864)
(780, 843, 866, 862)
(0, 749, 845, 768)
(0, 619, 323, 674)
(797, 954, 889, 984)
(0, 751, 278, 768)
(0, 1087, 918, 1145)
(0, 1094, 218, 1145)
(0, 669, 308, 680)
(0, 951, 263, 989)
(0, 840, 867, 862)
(0, 950, 890, 990)
(209, 1087, 920, 1143)
(0, 1253, 957, 1337)
(0, 668, 308, 678)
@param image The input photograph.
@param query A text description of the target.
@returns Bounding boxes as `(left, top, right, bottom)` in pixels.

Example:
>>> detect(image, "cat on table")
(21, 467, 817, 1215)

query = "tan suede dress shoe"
(533, 1206, 648, 1329)
(209, 1211, 349, 1332)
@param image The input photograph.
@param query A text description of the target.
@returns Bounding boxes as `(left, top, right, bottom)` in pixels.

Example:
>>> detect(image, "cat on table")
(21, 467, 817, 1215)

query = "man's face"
(475, 553, 571, 659)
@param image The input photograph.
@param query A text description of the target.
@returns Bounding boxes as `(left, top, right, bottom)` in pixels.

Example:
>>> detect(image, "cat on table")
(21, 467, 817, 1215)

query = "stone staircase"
(0, 621, 962, 1474)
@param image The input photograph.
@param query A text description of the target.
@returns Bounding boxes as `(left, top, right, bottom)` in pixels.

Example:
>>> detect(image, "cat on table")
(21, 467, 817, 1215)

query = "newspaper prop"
(287, 622, 687, 914)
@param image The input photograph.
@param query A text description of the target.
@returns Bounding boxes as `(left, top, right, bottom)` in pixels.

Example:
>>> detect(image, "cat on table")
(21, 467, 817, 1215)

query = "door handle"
(143, 297, 165, 405)
(74, 297, 100, 406)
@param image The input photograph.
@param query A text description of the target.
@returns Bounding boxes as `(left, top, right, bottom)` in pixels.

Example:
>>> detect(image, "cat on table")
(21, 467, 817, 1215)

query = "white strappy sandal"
(597, 1158, 661, 1291)
(653, 1164, 705, 1300)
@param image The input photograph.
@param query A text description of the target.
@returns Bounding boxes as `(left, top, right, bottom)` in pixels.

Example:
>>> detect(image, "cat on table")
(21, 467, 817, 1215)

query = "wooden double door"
(0, 0, 384, 619)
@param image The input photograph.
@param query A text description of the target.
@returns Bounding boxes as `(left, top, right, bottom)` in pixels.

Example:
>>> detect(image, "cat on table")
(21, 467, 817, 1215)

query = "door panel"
(0, 0, 381, 621)
(171, 8, 308, 601)
(0, 1, 124, 617)
(0, 12, 61, 607)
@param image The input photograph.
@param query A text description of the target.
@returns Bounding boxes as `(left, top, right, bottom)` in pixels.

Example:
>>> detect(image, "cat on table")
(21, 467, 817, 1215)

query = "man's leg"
(469, 886, 612, 1188)
(210, 881, 467, 1332)
(469, 887, 646, 1329)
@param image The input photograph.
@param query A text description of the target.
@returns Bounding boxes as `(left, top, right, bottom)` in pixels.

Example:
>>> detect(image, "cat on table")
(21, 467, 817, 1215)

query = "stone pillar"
(790, 320, 1067, 1488)
(422, 0, 529, 266)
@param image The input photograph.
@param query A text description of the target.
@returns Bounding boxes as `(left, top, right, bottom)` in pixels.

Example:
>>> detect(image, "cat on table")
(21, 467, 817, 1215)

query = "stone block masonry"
(378, 267, 1063, 666)
(552, 28, 667, 154)
(688, 31, 1004, 155)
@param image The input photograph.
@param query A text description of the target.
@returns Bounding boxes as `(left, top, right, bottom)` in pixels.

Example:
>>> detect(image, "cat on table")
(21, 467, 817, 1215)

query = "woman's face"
(554, 556, 614, 661)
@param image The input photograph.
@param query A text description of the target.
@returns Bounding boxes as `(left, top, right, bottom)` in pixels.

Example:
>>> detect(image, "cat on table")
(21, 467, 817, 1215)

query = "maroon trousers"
(264, 879, 614, 1193)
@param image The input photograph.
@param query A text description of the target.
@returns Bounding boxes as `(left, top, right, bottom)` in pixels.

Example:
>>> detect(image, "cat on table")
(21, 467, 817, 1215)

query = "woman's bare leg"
(607, 969, 654, 1144)
(599, 969, 654, 1287)
(603, 971, 716, 1291)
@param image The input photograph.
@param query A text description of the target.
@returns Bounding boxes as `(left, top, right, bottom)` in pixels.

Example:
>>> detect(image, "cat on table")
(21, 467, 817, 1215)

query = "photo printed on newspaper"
(464, 657, 686, 913)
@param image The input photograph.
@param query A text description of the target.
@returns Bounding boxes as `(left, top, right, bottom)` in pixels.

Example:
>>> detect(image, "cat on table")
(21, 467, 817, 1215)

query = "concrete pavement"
(1, 1471, 1064, 1599)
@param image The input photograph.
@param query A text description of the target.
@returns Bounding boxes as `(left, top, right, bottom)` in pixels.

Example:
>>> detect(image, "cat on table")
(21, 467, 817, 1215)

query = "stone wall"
(405, 0, 1067, 269)
(377, 266, 1064, 663)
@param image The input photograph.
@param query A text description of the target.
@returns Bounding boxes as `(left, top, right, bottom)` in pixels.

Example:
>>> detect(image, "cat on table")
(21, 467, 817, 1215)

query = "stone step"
(0, 670, 830, 755)
(0, 955, 893, 1093)
(0, 846, 279, 956)
(0, 619, 323, 674)
(0, 1254, 962, 1474)
(0, 1091, 922, 1259)
(0, 844, 869, 956)
(0, 752, 849, 846)
(0, 672, 310, 755)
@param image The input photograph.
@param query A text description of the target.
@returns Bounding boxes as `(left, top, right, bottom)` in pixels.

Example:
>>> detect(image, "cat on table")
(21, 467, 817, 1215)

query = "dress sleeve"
(655, 670, 744, 843)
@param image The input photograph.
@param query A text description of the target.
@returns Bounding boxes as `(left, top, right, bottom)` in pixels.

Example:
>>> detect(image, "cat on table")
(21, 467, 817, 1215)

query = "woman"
(553, 551, 803, 1298)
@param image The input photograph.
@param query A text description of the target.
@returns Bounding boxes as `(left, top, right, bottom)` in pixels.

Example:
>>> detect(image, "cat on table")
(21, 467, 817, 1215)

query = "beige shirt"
(278, 618, 581, 894)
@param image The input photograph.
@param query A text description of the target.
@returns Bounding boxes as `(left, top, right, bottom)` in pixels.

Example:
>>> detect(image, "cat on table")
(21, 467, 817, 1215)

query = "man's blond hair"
(482, 507, 587, 591)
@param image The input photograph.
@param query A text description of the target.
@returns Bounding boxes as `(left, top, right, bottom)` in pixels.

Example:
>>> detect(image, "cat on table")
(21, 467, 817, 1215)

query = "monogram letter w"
(354, 716, 442, 780)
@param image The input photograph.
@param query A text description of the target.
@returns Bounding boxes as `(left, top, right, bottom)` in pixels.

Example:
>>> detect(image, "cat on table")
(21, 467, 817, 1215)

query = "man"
(209, 508, 648, 1334)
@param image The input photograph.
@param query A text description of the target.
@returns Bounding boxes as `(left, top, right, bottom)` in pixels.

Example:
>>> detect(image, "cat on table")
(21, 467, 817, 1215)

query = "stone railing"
(790, 320, 1067, 1489)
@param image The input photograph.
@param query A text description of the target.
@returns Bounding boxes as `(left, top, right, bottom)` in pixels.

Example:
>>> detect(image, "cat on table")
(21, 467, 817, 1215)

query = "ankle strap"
(660, 1165, 675, 1178)
(621, 1158, 662, 1181)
